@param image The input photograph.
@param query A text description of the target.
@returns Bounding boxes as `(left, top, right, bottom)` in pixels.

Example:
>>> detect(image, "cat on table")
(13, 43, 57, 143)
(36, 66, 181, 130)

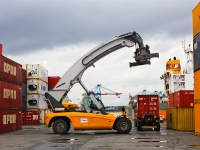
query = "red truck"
(134, 94, 160, 131)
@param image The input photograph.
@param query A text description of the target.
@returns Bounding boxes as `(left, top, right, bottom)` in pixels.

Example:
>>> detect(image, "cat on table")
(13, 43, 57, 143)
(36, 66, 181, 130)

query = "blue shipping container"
(22, 96, 27, 110)
(22, 83, 27, 97)
(194, 35, 200, 72)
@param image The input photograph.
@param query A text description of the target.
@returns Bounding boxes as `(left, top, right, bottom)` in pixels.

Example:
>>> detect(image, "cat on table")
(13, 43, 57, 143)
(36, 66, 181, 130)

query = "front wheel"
(53, 119, 70, 134)
(115, 118, 132, 134)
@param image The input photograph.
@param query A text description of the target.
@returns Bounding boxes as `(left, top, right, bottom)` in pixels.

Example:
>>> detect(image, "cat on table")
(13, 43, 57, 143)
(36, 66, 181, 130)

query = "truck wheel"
(115, 118, 132, 134)
(134, 120, 137, 127)
(137, 125, 140, 131)
(155, 123, 160, 131)
(53, 119, 69, 134)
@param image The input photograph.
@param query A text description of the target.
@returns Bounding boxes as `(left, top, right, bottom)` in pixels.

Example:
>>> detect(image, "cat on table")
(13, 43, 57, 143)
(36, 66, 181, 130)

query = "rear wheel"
(115, 118, 132, 134)
(155, 123, 160, 131)
(53, 119, 70, 134)
(134, 120, 137, 127)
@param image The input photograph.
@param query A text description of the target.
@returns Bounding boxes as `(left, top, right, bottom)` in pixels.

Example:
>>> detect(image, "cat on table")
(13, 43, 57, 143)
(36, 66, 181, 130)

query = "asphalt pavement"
(0, 121, 199, 150)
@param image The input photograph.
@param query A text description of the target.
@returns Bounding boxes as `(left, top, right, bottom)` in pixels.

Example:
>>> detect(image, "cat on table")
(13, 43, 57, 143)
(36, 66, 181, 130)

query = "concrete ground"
(0, 121, 199, 150)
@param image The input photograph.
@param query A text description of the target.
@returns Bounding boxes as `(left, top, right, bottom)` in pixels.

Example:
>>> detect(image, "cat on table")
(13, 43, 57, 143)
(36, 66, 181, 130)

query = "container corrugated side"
(0, 44, 2, 55)
(0, 109, 22, 134)
(194, 70, 200, 99)
(168, 93, 174, 107)
(173, 90, 194, 107)
(192, 2, 200, 38)
(0, 80, 22, 109)
(27, 79, 48, 95)
(166, 108, 194, 131)
(193, 35, 200, 72)
(22, 68, 27, 84)
(25, 110, 39, 125)
(27, 94, 47, 109)
(22, 96, 27, 110)
(195, 101, 200, 136)
(0, 55, 22, 85)
(48, 76, 61, 89)
(137, 95, 159, 118)
(26, 64, 48, 82)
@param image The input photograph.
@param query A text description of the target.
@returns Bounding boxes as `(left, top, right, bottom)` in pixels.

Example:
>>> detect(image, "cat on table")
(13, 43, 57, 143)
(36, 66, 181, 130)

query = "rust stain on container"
(0, 80, 22, 109)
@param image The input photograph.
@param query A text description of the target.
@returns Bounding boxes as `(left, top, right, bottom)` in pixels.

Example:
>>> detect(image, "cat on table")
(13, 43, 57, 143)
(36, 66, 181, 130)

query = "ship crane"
(90, 84, 122, 101)
(182, 40, 193, 74)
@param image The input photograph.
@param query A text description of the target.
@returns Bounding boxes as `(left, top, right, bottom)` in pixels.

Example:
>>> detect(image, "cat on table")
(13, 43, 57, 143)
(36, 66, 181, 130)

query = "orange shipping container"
(159, 110, 166, 120)
(195, 102, 200, 136)
(193, 2, 200, 38)
(194, 71, 200, 100)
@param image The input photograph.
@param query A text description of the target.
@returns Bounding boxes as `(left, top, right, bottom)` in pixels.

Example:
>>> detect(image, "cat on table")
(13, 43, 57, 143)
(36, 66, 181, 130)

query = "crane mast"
(45, 31, 159, 114)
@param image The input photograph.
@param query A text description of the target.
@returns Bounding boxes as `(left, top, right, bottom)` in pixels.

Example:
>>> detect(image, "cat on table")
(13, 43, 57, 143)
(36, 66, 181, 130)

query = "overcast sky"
(0, 0, 198, 106)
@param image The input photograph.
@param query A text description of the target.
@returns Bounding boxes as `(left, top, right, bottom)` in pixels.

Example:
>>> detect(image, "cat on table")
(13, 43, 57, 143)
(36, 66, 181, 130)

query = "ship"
(160, 41, 194, 99)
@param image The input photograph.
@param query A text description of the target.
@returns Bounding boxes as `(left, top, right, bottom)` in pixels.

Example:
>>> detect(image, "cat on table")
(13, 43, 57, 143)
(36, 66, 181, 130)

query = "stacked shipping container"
(0, 52, 23, 134)
(193, 2, 200, 136)
(167, 90, 194, 131)
(192, 3, 200, 136)
(26, 64, 48, 124)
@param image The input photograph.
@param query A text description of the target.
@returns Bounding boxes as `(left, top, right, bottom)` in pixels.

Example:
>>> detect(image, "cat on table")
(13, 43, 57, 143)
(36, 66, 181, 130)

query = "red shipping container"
(168, 93, 174, 107)
(22, 68, 27, 84)
(25, 110, 39, 125)
(0, 80, 22, 109)
(137, 95, 159, 118)
(0, 55, 22, 85)
(48, 76, 61, 89)
(0, 109, 22, 134)
(173, 90, 194, 107)
(22, 111, 26, 125)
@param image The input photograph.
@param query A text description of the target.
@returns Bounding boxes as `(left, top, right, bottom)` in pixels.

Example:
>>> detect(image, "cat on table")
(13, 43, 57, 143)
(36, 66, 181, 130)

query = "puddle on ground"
(138, 140, 169, 143)
(132, 138, 161, 140)
(160, 132, 167, 135)
(131, 138, 169, 143)
(189, 144, 200, 148)
(153, 145, 169, 148)
(48, 139, 78, 143)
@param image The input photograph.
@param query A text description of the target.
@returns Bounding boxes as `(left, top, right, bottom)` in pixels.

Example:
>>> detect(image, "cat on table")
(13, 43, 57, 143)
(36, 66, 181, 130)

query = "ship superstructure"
(160, 43, 194, 97)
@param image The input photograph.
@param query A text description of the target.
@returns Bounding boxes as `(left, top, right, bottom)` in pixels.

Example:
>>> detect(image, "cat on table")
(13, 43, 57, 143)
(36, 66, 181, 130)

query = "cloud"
(1, 0, 197, 106)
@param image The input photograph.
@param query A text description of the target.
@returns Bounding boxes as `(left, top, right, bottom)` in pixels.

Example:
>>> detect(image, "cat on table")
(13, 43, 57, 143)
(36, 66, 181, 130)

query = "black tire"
(155, 123, 160, 131)
(53, 119, 70, 134)
(137, 125, 140, 131)
(115, 118, 132, 134)
(134, 120, 137, 127)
